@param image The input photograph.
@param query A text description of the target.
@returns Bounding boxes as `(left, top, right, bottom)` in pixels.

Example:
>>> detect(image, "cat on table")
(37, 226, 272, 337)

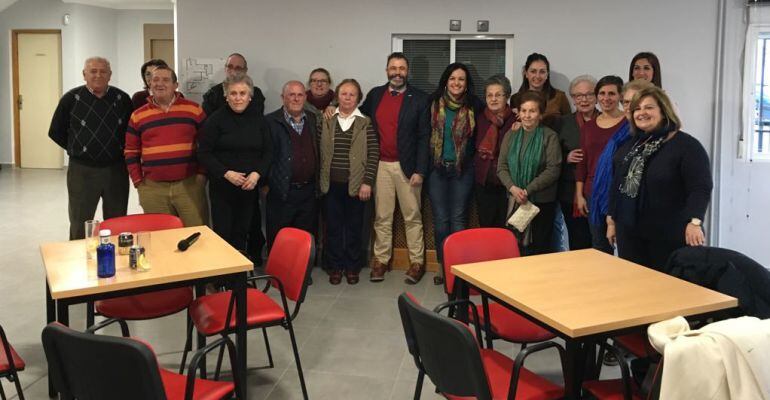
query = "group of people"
(48, 49, 712, 287)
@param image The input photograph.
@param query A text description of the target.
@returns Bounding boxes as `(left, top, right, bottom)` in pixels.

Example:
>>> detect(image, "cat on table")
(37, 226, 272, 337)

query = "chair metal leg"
(0, 379, 7, 400)
(413, 370, 424, 400)
(521, 343, 527, 351)
(286, 321, 308, 400)
(12, 373, 24, 400)
(179, 317, 193, 374)
(262, 328, 274, 368)
(214, 339, 226, 380)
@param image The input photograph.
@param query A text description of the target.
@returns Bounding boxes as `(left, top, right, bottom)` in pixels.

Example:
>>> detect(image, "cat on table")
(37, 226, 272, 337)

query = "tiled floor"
(0, 167, 611, 399)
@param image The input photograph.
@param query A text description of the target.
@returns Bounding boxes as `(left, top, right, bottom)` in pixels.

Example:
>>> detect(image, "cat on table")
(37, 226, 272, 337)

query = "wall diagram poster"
(183, 57, 225, 95)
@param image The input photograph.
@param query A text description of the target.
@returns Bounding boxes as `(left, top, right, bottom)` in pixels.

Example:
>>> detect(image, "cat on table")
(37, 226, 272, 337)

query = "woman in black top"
(198, 74, 272, 252)
(607, 86, 711, 269)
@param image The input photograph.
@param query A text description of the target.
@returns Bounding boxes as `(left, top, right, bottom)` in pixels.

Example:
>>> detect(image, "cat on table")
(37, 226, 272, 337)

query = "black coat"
(360, 84, 430, 178)
(664, 246, 770, 319)
(265, 108, 319, 201)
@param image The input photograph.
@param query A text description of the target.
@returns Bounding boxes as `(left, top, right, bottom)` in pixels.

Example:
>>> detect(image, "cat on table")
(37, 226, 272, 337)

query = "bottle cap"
(99, 229, 112, 237)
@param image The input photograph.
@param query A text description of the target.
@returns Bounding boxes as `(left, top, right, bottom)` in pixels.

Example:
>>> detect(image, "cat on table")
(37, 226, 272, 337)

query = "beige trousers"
(137, 175, 209, 227)
(372, 161, 424, 265)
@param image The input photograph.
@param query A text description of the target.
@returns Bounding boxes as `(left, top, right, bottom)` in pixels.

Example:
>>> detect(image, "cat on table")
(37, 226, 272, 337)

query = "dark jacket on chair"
(664, 246, 770, 319)
(360, 84, 430, 178)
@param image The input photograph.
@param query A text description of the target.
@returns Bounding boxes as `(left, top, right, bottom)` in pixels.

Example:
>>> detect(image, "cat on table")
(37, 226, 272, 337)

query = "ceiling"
(63, 0, 172, 10)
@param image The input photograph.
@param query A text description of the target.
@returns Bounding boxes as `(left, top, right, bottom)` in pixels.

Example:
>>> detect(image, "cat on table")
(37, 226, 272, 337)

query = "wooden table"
(42, 225, 252, 398)
(452, 248, 738, 399)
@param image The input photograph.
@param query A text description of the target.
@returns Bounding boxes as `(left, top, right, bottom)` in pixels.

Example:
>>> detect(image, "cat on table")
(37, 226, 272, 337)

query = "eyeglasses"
(571, 93, 595, 101)
(310, 79, 329, 85)
(225, 64, 247, 72)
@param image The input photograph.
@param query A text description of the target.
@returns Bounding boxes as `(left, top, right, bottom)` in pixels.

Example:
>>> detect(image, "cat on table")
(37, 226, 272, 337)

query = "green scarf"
(430, 92, 475, 171)
(506, 126, 544, 188)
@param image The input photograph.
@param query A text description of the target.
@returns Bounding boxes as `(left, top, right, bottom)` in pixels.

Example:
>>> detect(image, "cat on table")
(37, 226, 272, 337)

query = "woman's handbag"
(507, 201, 540, 232)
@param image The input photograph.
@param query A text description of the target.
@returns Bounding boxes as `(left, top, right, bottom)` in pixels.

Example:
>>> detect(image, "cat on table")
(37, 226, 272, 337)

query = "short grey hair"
(223, 73, 254, 97)
(484, 74, 512, 99)
(84, 57, 111, 71)
(282, 80, 305, 94)
(569, 74, 597, 93)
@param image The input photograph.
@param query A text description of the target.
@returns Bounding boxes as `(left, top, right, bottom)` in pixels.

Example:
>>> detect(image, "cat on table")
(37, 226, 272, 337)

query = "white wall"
(0, 0, 172, 164)
(176, 0, 719, 149)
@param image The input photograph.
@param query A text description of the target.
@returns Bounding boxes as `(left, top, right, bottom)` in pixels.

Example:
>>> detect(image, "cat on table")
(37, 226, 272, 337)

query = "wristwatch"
(689, 218, 702, 227)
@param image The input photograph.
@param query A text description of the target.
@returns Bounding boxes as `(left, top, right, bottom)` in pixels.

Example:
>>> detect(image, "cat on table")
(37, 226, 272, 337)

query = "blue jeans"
(428, 164, 475, 264)
(551, 205, 569, 252)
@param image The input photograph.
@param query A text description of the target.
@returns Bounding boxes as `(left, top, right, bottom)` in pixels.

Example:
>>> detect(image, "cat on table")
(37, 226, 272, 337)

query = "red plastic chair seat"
(582, 379, 643, 400)
(472, 302, 556, 343)
(95, 288, 194, 320)
(160, 368, 235, 400)
(189, 288, 285, 335)
(0, 341, 25, 372)
(615, 333, 653, 358)
(446, 348, 563, 400)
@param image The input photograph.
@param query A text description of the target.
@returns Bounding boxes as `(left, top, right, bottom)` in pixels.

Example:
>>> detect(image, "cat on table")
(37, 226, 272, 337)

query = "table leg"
(46, 283, 56, 398)
(564, 339, 586, 400)
(234, 272, 247, 399)
(194, 284, 207, 379)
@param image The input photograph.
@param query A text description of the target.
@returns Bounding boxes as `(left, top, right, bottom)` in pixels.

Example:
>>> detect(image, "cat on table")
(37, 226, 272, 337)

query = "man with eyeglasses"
(201, 53, 265, 116)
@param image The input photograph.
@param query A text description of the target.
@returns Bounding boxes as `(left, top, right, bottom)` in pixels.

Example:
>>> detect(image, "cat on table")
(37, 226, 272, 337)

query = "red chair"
(442, 228, 556, 349)
(181, 227, 314, 400)
(42, 320, 238, 400)
(0, 323, 25, 400)
(87, 214, 193, 370)
(397, 292, 565, 400)
(582, 343, 663, 400)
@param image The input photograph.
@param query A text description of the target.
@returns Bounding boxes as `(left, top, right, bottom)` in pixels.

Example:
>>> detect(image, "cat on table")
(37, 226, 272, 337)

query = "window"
(744, 26, 770, 160)
(393, 35, 514, 100)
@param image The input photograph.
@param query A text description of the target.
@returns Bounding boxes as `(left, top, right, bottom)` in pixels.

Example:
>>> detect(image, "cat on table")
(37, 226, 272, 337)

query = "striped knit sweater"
(125, 95, 206, 186)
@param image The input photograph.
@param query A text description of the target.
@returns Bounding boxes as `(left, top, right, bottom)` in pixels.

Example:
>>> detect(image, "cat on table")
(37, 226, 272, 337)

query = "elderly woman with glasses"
(197, 73, 272, 252)
(555, 75, 598, 250)
(473, 75, 518, 228)
(607, 86, 712, 270)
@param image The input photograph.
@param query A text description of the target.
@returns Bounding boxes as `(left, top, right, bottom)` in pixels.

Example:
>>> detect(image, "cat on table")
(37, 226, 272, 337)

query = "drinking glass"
(136, 231, 152, 271)
(85, 220, 100, 260)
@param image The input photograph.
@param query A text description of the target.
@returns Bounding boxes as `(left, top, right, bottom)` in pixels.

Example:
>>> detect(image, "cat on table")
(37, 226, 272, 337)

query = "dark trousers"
(517, 201, 557, 256)
(589, 218, 614, 254)
(67, 159, 129, 240)
(247, 190, 266, 264)
(616, 224, 685, 270)
(559, 201, 592, 251)
(210, 179, 257, 252)
(428, 164, 475, 263)
(475, 183, 508, 228)
(266, 183, 317, 249)
(324, 183, 366, 272)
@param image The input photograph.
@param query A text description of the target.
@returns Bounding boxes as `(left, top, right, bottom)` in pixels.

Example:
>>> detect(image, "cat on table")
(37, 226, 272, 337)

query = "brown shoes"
(405, 263, 426, 284)
(370, 260, 389, 282)
(329, 270, 342, 285)
(346, 271, 360, 285)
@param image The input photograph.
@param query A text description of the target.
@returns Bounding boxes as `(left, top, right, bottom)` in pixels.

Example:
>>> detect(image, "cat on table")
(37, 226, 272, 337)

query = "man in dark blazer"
(360, 52, 430, 284)
(265, 80, 319, 250)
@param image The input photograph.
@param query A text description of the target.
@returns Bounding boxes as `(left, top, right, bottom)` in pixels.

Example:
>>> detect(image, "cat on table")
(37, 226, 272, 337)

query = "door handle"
(17, 94, 22, 110)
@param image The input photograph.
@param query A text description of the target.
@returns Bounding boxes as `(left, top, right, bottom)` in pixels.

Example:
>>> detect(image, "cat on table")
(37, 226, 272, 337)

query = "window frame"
(392, 34, 515, 97)
(742, 23, 770, 161)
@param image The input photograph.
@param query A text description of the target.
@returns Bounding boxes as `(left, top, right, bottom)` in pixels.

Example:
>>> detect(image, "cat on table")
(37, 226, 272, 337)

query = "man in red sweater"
(125, 66, 208, 226)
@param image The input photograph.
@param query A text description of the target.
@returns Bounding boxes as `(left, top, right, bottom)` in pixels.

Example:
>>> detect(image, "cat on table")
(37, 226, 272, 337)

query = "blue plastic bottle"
(96, 229, 116, 278)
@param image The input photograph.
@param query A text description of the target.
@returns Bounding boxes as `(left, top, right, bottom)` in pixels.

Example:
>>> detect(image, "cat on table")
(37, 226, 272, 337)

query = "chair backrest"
(265, 227, 315, 303)
(100, 213, 184, 233)
(397, 293, 492, 400)
(442, 228, 520, 296)
(42, 323, 167, 400)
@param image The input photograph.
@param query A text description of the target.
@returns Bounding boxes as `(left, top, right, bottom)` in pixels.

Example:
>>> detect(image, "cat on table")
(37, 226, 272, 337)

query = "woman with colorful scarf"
(427, 63, 484, 274)
(575, 76, 628, 254)
(607, 86, 712, 270)
(473, 75, 518, 228)
(497, 91, 562, 255)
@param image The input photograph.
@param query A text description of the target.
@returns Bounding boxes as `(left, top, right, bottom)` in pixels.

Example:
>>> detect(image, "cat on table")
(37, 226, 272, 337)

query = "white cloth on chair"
(648, 316, 770, 400)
